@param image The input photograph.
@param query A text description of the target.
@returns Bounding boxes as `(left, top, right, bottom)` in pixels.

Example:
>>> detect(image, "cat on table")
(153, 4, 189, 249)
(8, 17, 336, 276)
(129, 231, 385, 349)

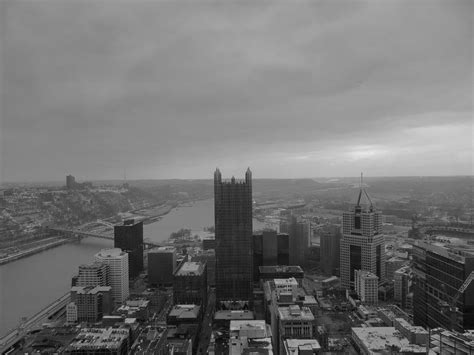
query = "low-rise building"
(229, 320, 273, 355)
(278, 306, 315, 355)
(167, 304, 201, 325)
(64, 327, 131, 354)
(283, 339, 321, 355)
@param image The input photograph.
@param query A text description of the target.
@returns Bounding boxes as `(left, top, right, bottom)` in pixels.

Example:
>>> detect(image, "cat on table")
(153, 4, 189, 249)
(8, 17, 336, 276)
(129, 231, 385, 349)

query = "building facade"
(355, 270, 379, 305)
(148, 246, 177, 286)
(77, 262, 109, 287)
(253, 231, 290, 281)
(70, 286, 113, 322)
(214, 168, 253, 307)
(412, 241, 474, 332)
(319, 224, 342, 276)
(340, 187, 385, 289)
(173, 261, 208, 308)
(280, 216, 310, 267)
(95, 248, 129, 305)
(394, 265, 413, 310)
(114, 219, 144, 278)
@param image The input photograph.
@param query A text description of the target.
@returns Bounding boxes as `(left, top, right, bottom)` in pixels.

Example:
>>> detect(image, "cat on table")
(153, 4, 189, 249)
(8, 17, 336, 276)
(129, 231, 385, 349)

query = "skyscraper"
(253, 231, 290, 281)
(77, 262, 109, 287)
(340, 181, 385, 289)
(148, 246, 177, 286)
(95, 248, 129, 305)
(214, 168, 253, 307)
(320, 224, 342, 276)
(280, 216, 310, 266)
(114, 219, 144, 278)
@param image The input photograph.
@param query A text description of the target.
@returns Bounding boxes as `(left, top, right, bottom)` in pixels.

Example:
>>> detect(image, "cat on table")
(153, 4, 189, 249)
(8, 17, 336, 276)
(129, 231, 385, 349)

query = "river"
(0, 198, 268, 336)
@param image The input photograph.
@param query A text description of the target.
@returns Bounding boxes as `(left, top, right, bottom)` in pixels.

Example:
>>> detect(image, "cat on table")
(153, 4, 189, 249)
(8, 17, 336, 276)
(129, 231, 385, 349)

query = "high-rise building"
(77, 262, 109, 287)
(70, 286, 113, 322)
(114, 219, 144, 278)
(412, 241, 474, 332)
(148, 246, 177, 286)
(214, 168, 253, 307)
(320, 224, 342, 276)
(340, 184, 385, 289)
(95, 248, 129, 305)
(253, 231, 290, 281)
(355, 270, 379, 305)
(173, 261, 208, 307)
(394, 265, 413, 310)
(280, 216, 310, 266)
(66, 174, 76, 189)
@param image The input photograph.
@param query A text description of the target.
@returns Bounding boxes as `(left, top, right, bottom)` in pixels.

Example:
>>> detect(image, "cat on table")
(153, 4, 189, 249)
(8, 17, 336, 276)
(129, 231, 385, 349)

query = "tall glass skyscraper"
(214, 168, 253, 308)
(340, 185, 385, 289)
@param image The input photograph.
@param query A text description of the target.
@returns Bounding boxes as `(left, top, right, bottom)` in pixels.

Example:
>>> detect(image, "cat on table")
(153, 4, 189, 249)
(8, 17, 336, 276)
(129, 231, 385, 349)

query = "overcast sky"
(0, 0, 472, 182)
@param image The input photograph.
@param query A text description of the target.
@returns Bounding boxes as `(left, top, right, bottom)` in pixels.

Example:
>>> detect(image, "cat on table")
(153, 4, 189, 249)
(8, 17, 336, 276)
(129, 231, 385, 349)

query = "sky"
(0, 0, 472, 182)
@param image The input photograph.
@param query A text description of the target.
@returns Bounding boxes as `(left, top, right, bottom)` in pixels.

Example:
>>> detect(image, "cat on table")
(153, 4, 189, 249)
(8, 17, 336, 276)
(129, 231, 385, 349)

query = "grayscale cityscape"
(0, 1, 472, 354)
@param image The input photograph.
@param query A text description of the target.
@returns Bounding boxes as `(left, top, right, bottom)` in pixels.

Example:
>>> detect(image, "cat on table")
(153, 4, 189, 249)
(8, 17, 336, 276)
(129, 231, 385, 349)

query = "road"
(0, 293, 70, 354)
(197, 288, 216, 354)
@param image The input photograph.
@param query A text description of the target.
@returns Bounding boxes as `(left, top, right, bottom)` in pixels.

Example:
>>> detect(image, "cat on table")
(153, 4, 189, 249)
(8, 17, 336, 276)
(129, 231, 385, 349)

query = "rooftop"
(71, 286, 112, 295)
(149, 246, 176, 254)
(67, 327, 129, 350)
(278, 305, 314, 321)
(215, 310, 254, 321)
(259, 265, 304, 274)
(175, 261, 204, 276)
(95, 248, 127, 258)
(168, 304, 200, 319)
(230, 320, 270, 339)
(274, 277, 298, 286)
(285, 339, 321, 354)
(352, 327, 426, 353)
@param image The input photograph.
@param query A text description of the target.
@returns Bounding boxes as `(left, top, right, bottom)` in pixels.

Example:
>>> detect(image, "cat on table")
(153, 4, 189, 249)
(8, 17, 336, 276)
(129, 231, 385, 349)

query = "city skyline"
(1, 0, 472, 182)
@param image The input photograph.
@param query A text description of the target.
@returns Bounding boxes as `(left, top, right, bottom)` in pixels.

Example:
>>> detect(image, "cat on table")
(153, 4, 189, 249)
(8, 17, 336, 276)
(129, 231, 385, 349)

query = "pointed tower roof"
(355, 172, 374, 210)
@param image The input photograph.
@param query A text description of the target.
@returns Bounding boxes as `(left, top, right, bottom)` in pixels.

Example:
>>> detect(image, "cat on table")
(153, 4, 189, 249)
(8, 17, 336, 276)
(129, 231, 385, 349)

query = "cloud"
(0, 0, 472, 181)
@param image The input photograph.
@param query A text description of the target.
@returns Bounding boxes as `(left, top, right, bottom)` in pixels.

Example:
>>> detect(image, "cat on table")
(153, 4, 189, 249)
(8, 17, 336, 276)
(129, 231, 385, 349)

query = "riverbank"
(0, 237, 70, 265)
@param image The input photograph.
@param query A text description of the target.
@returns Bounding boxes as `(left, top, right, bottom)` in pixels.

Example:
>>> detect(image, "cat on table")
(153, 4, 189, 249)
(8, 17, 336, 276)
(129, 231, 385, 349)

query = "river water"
(0, 199, 268, 336)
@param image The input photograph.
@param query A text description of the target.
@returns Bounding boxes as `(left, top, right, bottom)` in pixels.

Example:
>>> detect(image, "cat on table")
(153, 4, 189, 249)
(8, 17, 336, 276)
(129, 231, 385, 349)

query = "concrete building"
(274, 278, 299, 298)
(386, 256, 409, 281)
(70, 285, 113, 322)
(355, 270, 379, 305)
(283, 339, 321, 355)
(229, 320, 273, 355)
(280, 216, 310, 267)
(412, 241, 474, 332)
(66, 302, 78, 324)
(114, 219, 144, 278)
(351, 327, 426, 355)
(340, 186, 385, 289)
(278, 305, 315, 355)
(259, 266, 304, 286)
(167, 304, 201, 326)
(95, 248, 129, 305)
(319, 224, 342, 276)
(214, 168, 253, 307)
(394, 265, 413, 309)
(148, 246, 177, 286)
(64, 327, 130, 354)
(253, 231, 290, 281)
(429, 328, 474, 354)
(66, 174, 76, 189)
(192, 249, 215, 287)
(173, 261, 208, 307)
(77, 262, 109, 287)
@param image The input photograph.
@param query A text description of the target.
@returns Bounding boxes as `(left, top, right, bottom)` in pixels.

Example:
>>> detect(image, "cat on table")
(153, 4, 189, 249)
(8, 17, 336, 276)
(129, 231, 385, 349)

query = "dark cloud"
(1, 0, 472, 182)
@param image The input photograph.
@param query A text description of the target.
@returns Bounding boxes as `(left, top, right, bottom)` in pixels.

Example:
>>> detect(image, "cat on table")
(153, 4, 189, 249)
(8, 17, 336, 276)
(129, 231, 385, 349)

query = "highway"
(0, 293, 70, 354)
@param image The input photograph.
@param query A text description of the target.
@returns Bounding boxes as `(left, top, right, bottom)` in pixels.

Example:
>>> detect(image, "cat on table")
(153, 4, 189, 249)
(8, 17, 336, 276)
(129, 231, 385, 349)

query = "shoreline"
(0, 237, 71, 266)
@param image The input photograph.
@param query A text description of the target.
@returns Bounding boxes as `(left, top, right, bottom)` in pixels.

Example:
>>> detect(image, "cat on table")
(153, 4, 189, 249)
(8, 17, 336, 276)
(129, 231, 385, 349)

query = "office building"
(283, 339, 321, 355)
(66, 174, 76, 189)
(394, 265, 413, 309)
(214, 168, 253, 307)
(64, 327, 130, 354)
(386, 256, 409, 281)
(351, 327, 426, 355)
(114, 219, 144, 278)
(95, 248, 129, 305)
(192, 249, 215, 287)
(77, 262, 109, 287)
(148, 246, 177, 286)
(320, 225, 342, 276)
(412, 241, 474, 332)
(229, 320, 273, 355)
(280, 216, 310, 266)
(173, 261, 208, 307)
(278, 305, 315, 354)
(253, 231, 290, 281)
(354, 270, 379, 305)
(259, 265, 304, 286)
(70, 286, 113, 322)
(340, 185, 385, 288)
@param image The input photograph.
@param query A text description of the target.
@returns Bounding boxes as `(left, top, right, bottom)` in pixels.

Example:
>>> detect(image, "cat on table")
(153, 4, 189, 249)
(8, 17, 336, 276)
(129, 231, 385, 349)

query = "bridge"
(0, 293, 70, 354)
(47, 227, 165, 248)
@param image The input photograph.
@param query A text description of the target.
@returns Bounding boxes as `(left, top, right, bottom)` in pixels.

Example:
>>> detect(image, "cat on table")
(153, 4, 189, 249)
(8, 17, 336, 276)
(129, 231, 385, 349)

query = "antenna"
(124, 168, 127, 182)
(360, 172, 363, 188)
